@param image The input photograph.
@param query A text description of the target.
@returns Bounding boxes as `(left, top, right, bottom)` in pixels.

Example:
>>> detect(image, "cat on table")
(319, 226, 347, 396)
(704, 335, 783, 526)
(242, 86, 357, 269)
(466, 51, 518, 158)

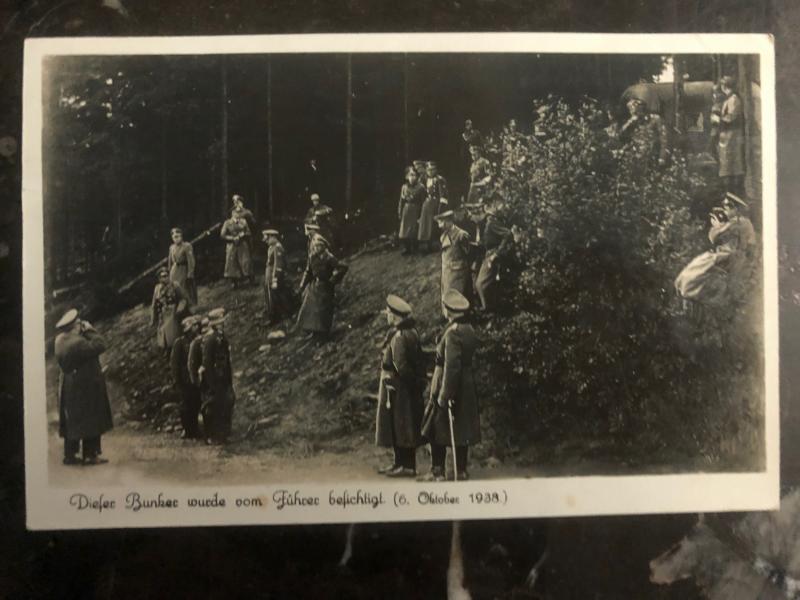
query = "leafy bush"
(478, 98, 762, 468)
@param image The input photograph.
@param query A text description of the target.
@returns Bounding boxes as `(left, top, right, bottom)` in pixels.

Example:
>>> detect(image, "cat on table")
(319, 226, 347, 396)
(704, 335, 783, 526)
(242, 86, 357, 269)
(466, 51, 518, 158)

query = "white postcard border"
(23, 33, 779, 530)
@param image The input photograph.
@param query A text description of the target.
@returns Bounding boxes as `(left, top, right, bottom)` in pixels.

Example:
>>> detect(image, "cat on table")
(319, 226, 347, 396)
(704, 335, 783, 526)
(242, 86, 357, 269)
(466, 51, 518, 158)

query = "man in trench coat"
(54, 309, 114, 465)
(434, 210, 473, 317)
(167, 227, 197, 306)
(262, 228, 294, 324)
(170, 316, 203, 439)
(220, 213, 252, 288)
(397, 166, 426, 255)
(713, 76, 746, 196)
(419, 161, 449, 252)
(199, 308, 236, 445)
(151, 267, 189, 354)
(375, 294, 426, 478)
(420, 290, 480, 481)
(296, 234, 348, 342)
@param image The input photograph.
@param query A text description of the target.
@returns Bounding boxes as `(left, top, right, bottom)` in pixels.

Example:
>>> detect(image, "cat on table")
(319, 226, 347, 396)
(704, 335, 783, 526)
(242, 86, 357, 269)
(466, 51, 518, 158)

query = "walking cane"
(447, 399, 458, 482)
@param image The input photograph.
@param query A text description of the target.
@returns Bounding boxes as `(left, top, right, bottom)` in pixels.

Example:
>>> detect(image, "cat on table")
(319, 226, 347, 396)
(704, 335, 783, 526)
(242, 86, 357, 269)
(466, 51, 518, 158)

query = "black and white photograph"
(22, 33, 778, 528)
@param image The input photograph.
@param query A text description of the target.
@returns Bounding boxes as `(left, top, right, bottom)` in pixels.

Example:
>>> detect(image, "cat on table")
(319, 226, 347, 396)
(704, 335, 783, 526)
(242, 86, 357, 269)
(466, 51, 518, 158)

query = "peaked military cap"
(157, 266, 169, 277)
(443, 289, 470, 313)
(262, 228, 280, 237)
(426, 161, 437, 168)
(171, 227, 183, 235)
(208, 308, 228, 325)
(181, 315, 199, 332)
(433, 210, 455, 222)
(310, 193, 320, 201)
(305, 223, 321, 231)
(724, 191, 748, 209)
(385, 294, 412, 317)
(56, 308, 79, 330)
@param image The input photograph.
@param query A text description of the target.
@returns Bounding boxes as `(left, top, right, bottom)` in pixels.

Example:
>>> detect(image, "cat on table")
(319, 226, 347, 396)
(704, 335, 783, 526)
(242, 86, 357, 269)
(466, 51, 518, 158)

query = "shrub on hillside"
(479, 98, 762, 467)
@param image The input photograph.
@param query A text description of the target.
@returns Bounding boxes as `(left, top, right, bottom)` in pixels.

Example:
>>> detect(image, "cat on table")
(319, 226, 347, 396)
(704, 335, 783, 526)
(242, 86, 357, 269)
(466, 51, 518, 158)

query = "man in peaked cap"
(375, 294, 427, 478)
(54, 309, 113, 465)
(419, 161, 449, 252)
(435, 210, 473, 318)
(713, 76, 746, 196)
(262, 228, 294, 324)
(167, 226, 197, 306)
(151, 266, 189, 354)
(475, 191, 514, 312)
(305, 193, 336, 248)
(199, 308, 236, 444)
(421, 289, 480, 481)
(171, 316, 203, 439)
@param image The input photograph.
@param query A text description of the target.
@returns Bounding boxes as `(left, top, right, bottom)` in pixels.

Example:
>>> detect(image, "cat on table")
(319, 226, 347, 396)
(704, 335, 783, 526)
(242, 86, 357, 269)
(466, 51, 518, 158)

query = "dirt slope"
(47, 238, 466, 468)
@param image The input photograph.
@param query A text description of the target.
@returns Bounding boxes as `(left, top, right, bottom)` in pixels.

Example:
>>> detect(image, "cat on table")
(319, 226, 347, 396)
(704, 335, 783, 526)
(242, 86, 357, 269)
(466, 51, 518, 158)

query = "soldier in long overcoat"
(375, 295, 426, 478)
(296, 236, 348, 341)
(262, 229, 294, 324)
(221, 213, 251, 288)
(713, 76, 746, 195)
(54, 309, 113, 465)
(170, 316, 202, 439)
(167, 227, 197, 306)
(475, 194, 514, 312)
(187, 317, 208, 389)
(232, 195, 257, 285)
(151, 267, 189, 353)
(434, 210, 473, 317)
(199, 308, 235, 444)
(421, 290, 480, 481)
(398, 166, 426, 254)
(419, 161, 449, 251)
(466, 144, 492, 206)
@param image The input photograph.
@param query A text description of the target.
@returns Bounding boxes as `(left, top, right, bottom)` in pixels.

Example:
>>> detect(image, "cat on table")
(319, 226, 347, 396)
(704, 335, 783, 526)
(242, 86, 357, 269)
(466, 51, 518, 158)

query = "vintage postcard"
(23, 33, 778, 529)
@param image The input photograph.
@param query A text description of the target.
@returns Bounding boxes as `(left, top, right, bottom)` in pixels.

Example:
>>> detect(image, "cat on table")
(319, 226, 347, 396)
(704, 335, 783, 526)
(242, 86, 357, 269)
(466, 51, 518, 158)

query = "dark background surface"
(1, 1, 798, 599)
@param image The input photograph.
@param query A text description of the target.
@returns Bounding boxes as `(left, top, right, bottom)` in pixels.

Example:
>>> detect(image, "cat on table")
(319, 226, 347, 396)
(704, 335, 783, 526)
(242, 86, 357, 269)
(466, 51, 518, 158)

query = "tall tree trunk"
(672, 55, 686, 152)
(267, 57, 274, 220)
(738, 55, 760, 208)
(345, 54, 353, 215)
(221, 56, 230, 218)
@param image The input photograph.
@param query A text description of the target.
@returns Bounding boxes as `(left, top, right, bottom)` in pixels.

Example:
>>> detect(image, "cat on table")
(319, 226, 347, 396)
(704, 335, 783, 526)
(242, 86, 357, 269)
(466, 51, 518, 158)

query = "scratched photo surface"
(21, 35, 777, 528)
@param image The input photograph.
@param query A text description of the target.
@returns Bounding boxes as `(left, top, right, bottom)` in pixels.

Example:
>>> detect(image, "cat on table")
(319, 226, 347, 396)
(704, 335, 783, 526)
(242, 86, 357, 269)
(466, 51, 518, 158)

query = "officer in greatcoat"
(54, 309, 113, 465)
(187, 316, 209, 397)
(421, 290, 480, 481)
(434, 210, 473, 317)
(170, 316, 202, 439)
(167, 227, 197, 306)
(232, 195, 257, 285)
(466, 144, 493, 206)
(262, 228, 294, 324)
(398, 166, 426, 255)
(221, 212, 252, 288)
(296, 235, 349, 342)
(713, 76, 746, 196)
(419, 161, 449, 252)
(151, 267, 189, 354)
(475, 193, 514, 312)
(375, 295, 426, 478)
(199, 308, 236, 445)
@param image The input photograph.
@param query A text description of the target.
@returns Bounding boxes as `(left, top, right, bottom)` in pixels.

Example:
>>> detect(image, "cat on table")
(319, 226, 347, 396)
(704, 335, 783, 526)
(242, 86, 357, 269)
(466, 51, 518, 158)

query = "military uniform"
(264, 238, 293, 322)
(221, 217, 252, 282)
(200, 319, 235, 443)
(296, 242, 348, 335)
(150, 279, 189, 352)
(438, 222, 472, 316)
(398, 180, 425, 249)
(718, 91, 745, 193)
(170, 321, 202, 439)
(305, 203, 335, 248)
(168, 240, 197, 306)
(54, 312, 113, 463)
(475, 212, 513, 311)
(375, 302, 426, 475)
(421, 292, 480, 480)
(419, 173, 448, 244)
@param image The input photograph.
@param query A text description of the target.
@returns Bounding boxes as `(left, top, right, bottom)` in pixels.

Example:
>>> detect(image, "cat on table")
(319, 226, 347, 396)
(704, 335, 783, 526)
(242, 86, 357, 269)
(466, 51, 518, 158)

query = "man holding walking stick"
(420, 289, 480, 481)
